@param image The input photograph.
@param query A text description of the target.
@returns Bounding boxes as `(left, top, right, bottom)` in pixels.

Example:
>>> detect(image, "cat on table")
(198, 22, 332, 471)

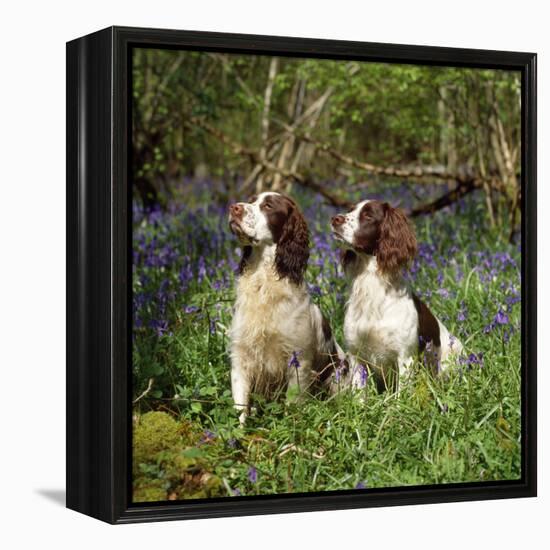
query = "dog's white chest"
(230, 265, 313, 378)
(344, 270, 417, 366)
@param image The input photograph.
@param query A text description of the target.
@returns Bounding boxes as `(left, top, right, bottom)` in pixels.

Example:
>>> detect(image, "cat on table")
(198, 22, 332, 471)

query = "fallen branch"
(278, 443, 325, 460)
(293, 132, 478, 184)
(186, 116, 486, 214)
(408, 180, 480, 217)
(133, 378, 154, 405)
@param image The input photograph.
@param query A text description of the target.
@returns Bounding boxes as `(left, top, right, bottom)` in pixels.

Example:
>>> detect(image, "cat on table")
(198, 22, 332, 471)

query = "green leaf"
(180, 447, 204, 459)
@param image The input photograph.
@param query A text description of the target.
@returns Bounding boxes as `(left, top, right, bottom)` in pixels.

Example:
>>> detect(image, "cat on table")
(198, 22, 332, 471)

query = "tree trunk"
(256, 57, 279, 192)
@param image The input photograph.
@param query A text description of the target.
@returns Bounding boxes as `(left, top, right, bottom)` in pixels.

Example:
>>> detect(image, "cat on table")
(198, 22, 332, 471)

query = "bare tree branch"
(185, 116, 351, 207)
(408, 180, 480, 217)
(186, 115, 490, 215)
(292, 132, 480, 184)
(133, 378, 154, 405)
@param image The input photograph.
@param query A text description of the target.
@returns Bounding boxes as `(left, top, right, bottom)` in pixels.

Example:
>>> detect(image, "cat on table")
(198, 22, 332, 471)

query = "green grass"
(132, 184, 521, 501)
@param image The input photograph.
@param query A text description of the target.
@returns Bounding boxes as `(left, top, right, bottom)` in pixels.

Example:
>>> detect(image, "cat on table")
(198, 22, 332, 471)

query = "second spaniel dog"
(228, 192, 344, 423)
(331, 199, 462, 390)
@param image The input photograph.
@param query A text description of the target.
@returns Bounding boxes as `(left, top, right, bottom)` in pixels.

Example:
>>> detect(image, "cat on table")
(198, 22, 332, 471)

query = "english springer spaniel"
(331, 199, 462, 391)
(228, 192, 345, 423)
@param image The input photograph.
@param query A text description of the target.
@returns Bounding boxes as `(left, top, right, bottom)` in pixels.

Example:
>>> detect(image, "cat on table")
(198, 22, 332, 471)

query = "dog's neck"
(347, 252, 406, 300)
(242, 243, 277, 274)
(344, 251, 378, 280)
(237, 243, 301, 306)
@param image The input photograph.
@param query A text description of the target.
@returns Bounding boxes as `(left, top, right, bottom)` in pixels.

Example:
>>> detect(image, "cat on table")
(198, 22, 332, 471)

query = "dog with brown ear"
(331, 199, 462, 391)
(228, 192, 345, 424)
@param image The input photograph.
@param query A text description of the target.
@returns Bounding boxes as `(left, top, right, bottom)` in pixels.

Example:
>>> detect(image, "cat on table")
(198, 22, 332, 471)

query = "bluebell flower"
(149, 319, 168, 337)
(456, 301, 468, 323)
(307, 283, 322, 298)
(494, 310, 510, 325)
(437, 288, 450, 299)
(461, 352, 484, 370)
(200, 430, 216, 444)
(248, 466, 257, 484)
(335, 359, 347, 383)
(358, 364, 368, 387)
(288, 351, 301, 369)
(179, 260, 193, 290)
(198, 256, 207, 283)
(211, 280, 221, 291)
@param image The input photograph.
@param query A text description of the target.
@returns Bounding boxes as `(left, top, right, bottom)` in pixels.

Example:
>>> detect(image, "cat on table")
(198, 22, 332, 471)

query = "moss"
(133, 477, 168, 503)
(174, 470, 224, 500)
(132, 412, 225, 501)
(133, 411, 181, 472)
(179, 419, 202, 446)
(163, 452, 201, 477)
(163, 451, 225, 499)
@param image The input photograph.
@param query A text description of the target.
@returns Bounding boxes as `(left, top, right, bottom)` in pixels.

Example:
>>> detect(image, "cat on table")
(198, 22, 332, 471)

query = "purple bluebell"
(494, 310, 510, 325)
(437, 288, 450, 299)
(200, 430, 216, 444)
(307, 284, 322, 298)
(358, 364, 368, 387)
(248, 466, 257, 484)
(460, 352, 484, 370)
(149, 319, 168, 337)
(288, 351, 301, 369)
(198, 256, 207, 283)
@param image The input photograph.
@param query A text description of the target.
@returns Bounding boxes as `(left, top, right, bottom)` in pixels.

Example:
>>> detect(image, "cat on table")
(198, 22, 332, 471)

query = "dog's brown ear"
(275, 202, 310, 285)
(238, 245, 252, 274)
(377, 204, 417, 276)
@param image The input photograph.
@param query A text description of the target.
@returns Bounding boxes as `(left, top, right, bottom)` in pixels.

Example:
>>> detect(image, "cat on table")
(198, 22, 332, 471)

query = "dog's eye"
(263, 203, 272, 210)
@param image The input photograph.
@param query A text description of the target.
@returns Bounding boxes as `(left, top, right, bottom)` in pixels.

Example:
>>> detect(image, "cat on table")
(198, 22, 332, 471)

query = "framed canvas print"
(66, 26, 537, 524)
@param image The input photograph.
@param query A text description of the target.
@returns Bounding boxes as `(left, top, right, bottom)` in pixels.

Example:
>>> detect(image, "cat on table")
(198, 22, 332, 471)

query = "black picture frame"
(66, 26, 537, 524)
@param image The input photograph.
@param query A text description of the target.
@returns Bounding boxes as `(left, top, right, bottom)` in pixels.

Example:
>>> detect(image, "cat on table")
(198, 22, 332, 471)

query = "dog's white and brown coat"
(331, 199, 462, 389)
(229, 192, 344, 423)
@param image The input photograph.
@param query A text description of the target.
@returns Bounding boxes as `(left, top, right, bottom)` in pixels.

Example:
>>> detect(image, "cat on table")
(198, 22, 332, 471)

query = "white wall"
(0, 0, 546, 547)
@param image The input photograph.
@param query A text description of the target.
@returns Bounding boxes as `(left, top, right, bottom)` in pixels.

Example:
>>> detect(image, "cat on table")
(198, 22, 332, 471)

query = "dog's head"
(229, 192, 309, 284)
(331, 199, 417, 276)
